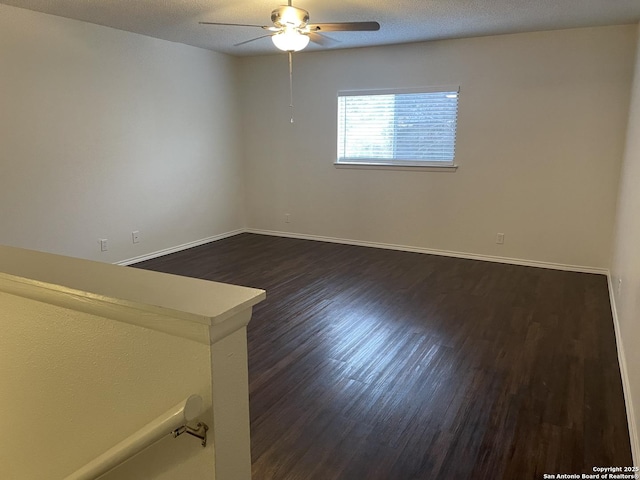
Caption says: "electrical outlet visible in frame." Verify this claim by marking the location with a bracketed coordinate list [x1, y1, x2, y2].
[496, 233, 505, 244]
[99, 238, 108, 252]
[285, 213, 291, 224]
[132, 231, 140, 244]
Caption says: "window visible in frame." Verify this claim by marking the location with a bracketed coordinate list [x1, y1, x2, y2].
[337, 86, 459, 168]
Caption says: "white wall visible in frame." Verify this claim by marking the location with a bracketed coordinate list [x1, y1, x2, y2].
[239, 26, 636, 269]
[611, 22, 640, 463]
[0, 291, 214, 480]
[0, 4, 243, 263]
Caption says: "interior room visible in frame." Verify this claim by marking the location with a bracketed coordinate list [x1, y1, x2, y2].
[1, 0, 640, 478]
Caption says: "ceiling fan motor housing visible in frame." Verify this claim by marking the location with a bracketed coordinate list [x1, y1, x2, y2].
[271, 6, 309, 28]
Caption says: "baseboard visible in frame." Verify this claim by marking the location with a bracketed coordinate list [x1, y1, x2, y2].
[115, 229, 246, 266]
[245, 229, 608, 275]
[607, 274, 639, 466]
[116, 227, 607, 274]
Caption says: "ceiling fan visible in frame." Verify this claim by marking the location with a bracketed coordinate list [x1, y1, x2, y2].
[201, 1, 380, 122]
[199, 1, 380, 52]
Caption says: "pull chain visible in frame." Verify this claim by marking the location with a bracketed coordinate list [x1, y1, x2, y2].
[288, 51, 294, 124]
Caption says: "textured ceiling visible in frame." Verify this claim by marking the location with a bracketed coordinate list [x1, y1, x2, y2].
[1, 0, 639, 56]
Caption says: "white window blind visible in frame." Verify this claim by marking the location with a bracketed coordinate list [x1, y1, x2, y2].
[337, 87, 459, 167]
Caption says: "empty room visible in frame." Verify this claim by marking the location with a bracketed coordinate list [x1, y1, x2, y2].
[1, 1, 640, 479]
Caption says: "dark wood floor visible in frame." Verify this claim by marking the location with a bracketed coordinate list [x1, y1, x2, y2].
[134, 233, 631, 480]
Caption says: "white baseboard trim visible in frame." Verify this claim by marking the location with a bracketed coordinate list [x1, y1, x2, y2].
[115, 227, 607, 274]
[607, 274, 639, 466]
[115, 229, 246, 266]
[245, 229, 608, 275]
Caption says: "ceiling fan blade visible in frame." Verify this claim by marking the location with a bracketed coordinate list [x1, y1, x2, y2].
[233, 34, 275, 47]
[308, 21, 380, 32]
[308, 32, 341, 47]
[199, 21, 271, 29]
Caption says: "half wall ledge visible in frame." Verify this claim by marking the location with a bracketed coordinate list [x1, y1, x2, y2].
[0, 245, 266, 345]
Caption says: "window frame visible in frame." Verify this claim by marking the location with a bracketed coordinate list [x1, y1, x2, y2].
[335, 86, 460, 171]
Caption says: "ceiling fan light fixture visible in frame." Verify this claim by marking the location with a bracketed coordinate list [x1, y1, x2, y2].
[271, 29, 310, 52]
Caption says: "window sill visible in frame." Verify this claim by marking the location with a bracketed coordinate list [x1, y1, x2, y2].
[334, 162, 458, 172]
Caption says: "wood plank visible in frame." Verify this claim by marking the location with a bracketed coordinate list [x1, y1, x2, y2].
[134, 233, 632, 479]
